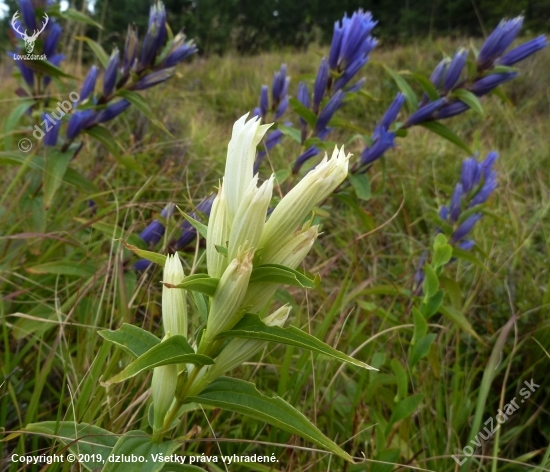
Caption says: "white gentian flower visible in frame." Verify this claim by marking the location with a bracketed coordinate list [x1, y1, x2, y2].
[260, 146, 349, 256]
[201, 248, 254, 347]
[162, 254, 187, 338]
[223, 114, 272, 224]
[228, 174, 274, 261]
[151, 362, 177, 432]
[206, 185, 230, 278]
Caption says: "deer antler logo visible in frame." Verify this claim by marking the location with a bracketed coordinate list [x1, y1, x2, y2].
[11, 11, 49, 54]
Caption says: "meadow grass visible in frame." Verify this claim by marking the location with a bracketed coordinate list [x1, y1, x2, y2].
[1, 38, 549, 471]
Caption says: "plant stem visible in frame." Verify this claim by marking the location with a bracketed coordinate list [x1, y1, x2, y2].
[152, 366, 203, 443]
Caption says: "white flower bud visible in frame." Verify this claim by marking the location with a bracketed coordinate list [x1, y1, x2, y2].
[242, 224, 319, 313]
[224, 114, 272, 224]
[261, 223, 319, 266]
[151, 363, 177, 432]
[260, 146, 349, 256]
[162, 254, 187, 338]
[202, 249, 254, 345]
[187, 306, 291, 396]
[206, 185, 230, 278]
[228, 175, 274, 261]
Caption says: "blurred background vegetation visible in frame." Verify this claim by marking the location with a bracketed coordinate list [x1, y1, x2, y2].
[1, 0, 550, 56]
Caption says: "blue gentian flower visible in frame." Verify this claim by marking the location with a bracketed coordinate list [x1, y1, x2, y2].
[292, 146, 320, 173]
[103, 49, 120, 97]
[43, 113, 61, 147]
[469, 72, 518, 96]
[314, 90, 345, 135]
[444, 49, 468, 93]
[80, 66, 99, 101]
[140, 1, 167, 68]
[449, 183, 463, 222]
[498, 36, 548, 66]
[96, 100, 131, 123]
[260, 85, 269, 118]
[477, 16, 523, 68]
[360, 126, 396, 166]
[313, 58, 329, 113]
[404, 98, 446, 126]
[66, 110, 96, 139]
[451, 213, 482, 243]
[43, 22, 61, 57]
[380, 93, 406, 130]
[134, 69, 174, 90]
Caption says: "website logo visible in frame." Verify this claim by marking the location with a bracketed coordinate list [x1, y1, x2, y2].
[11, 11, 49, 54]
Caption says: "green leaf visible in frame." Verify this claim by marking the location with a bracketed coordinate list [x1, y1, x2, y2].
[191, 292, 208, 323]
[118, 90, 173, 136]
[250, 264, 316, 288]
[452, 247, 489, 270]
[289, 97, 318, 128]
[43, 148, 74, 209]
[422, 290, 444, 318]
[420, 121, 473, 154]
[169, 274, 220, 297]
[411, 72, 440, 101]
[75, 36, 110, 68]
[382, 65, 418, 111]
[61, 8, 103, 29]
[423, 265, 438, 298]
[103, 335, 213, 385]
[216, 314, 376, 370]
[278, 125, 301, 144]
[176, 208, 208, 239]
[98, 323, 160, 357]
[119, 240, 167, 266]
[385, 394, 423, 435]
[83, 126, 144, 174]
[23, 59, 75, 79]
[24, 422, 117, 471]
[439, 305, 482, 342]
[26, 261, 97, 277]
[409, 333, 436, 369]
[411, 307, 427, 344]
[3, 99, 34, 150]
[348, 173, 371, 200]
[450, 89, 484, 116]
[187, 377, 354, 463]
[102, 431, 178, 472]
[433, 243, 452, 269]
[390, 359, 408, 402]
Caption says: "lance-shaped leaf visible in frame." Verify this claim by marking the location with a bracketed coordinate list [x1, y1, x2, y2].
[98, 323, 160, 357]
[176, 207, 208, 239]
[250, 264, 316, 288]
[216, 314, 376, 370]
[119, 239, 167, 266]
[187, 377, 354, 463]
[165, 274, 219, 297]
[102, 430, 178, 472]
[419, 121, 473, 154]
[102, 335, 213, 386]
[24, 422, 117, 471]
